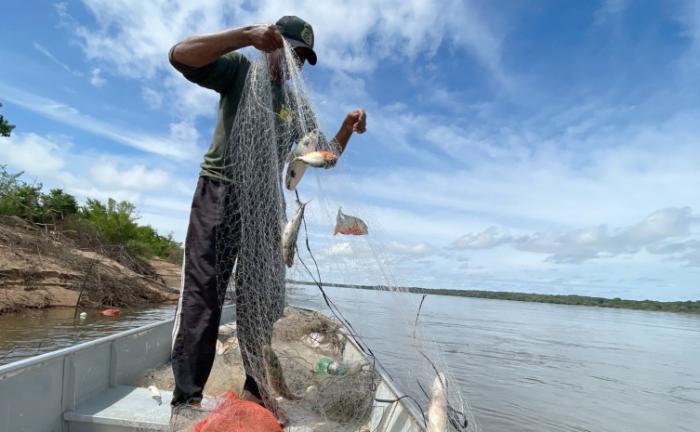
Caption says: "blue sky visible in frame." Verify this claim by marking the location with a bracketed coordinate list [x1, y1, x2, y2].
[2, 1, 700, 300]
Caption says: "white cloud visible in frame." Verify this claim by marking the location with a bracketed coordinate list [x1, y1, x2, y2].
[69, 0, 507, 77]
[452, 207, 700, 265]
[239, 0, 507, 79]
[56, 0, 511, 127]
[90, 162, 171, 191]
[0, 84, 199, 159]
[323, 241, 354, 257]
[89, 67, 106, 87]
[452, 227, 512, 250]
[0, 133, 67, 174]
[385, 241, 434, 258]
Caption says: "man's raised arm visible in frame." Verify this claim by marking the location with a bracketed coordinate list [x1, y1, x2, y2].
[332, 109, 367, 155]
[171, 25, 284, 68]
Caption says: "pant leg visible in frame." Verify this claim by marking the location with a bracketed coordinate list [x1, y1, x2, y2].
[171, 177, 240, 405]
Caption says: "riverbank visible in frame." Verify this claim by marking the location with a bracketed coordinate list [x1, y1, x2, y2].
[0, 256, 180, 314]
[287, 280, 700, 314]
[0, 219, 180, 314]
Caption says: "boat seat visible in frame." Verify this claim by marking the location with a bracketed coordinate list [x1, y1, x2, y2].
[64, 385, 174, 431]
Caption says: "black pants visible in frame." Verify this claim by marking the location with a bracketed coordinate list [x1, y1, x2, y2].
[171, 176, 261, 405]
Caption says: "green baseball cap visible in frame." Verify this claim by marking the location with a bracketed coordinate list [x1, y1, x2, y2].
[276, 15, 317, 65]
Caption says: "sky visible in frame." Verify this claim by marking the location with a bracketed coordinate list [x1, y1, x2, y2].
[1, 0, 700, 300]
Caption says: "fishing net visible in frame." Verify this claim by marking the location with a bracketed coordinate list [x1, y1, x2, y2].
[163, 40, 478, 431]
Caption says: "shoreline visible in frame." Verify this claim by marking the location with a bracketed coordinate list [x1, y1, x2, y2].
[0, 257, 182, 316]
[287, 280, 700, 315]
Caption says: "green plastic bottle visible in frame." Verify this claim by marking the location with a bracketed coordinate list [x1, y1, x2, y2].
[317, 358, 348, 376]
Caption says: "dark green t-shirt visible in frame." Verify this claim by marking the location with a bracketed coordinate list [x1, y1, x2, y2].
[169, 49, 296, 182]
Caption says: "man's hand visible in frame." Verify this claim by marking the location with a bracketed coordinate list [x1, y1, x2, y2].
[332, 109, 367, 155]
[171, 25, 284, 68]
[245, 24, 284, 53]
[343, 109, 367, 134]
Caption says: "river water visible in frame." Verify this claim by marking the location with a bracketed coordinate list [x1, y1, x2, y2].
[286, 284, 700, 432]
[0, 305, 176, 365]
[1, 286, 699, 431]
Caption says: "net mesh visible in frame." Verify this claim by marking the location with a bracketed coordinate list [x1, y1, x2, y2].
[161, 42, 477, 431]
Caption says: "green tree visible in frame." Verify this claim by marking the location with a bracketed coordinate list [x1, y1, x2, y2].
[0, 165, 23, 197]
[42, 188, 79, 221]
[0, 103, 15, 137]
[0, 183, 43, 221]
[80, 198, 139, 244]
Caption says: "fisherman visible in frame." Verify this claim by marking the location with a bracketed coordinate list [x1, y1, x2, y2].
[168, 16, 366, 413]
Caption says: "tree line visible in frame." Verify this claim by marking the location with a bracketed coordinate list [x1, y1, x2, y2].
[288, 280, 700, 314]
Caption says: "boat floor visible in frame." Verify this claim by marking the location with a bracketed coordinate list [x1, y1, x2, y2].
[64, 384, 358, 432]
[67, 307, 375, 431]
[65, 385, 175, 431]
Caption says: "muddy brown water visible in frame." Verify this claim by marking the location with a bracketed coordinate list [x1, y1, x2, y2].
[1, 286, 699, 431]
[0, 305, 176, 365]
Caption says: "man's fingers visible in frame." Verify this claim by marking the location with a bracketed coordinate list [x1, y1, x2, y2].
[272, 28, 284, 48]
[355, 109, 366, 132]
[267, 25, 284, 49]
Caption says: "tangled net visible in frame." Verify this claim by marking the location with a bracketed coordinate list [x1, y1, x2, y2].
[157, 41, 478, 431]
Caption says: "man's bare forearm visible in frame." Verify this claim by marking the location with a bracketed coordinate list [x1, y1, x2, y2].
[332, 126, 353, 155]
[332, 109, 366, 155]
[171, 24, 284, 68]
[171, 27, 253, 68]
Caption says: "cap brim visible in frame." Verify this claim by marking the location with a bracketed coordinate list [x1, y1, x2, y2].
[285, 38, 317, 65]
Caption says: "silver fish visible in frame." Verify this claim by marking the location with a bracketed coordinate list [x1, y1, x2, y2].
[427, 373, 448, 432]
[286, 129, 328, 191]
[282, 201, 307, 267]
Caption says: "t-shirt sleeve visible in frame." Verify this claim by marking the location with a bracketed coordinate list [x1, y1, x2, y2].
[169, 45, 248, 94]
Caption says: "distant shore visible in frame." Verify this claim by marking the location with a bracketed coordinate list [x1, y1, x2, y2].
[287, 280, 700, 314]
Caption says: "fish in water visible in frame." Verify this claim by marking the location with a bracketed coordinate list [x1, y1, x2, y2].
[427, 373, 448, 432]
[262, 345, 301, 400]
[295, 150, 338, 168]
[282, 201, 307, 267]
[333, 207, 368, 236]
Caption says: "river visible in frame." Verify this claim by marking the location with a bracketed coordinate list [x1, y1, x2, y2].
[0, 305, 176, 365]
[286, 284, 700, 432]
[1, 286, 699, 431]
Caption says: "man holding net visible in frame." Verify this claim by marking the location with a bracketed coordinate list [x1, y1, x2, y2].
[168, 15, 366, 417]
